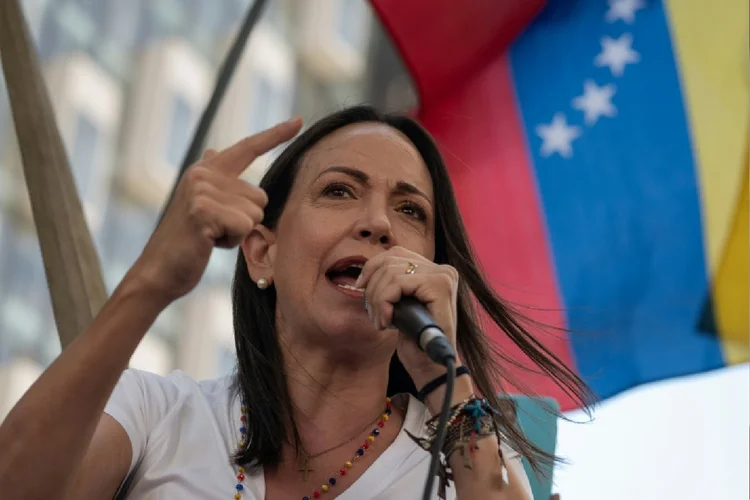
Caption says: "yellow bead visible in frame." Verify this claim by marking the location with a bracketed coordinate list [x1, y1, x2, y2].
[234, 494, 241, 500]
[241, 406, 247, 413]
[385, 397, 391, 403]
[238, 466, 245, 473]
[322, 485, 329, 492]
[368, 435, 375, 443]
[345, 461, 353, 468]
[381, 414, 389, 421]
[238, 440, 245, 447]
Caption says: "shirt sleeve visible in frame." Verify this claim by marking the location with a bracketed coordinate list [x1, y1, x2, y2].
[104, 368, 180, 474]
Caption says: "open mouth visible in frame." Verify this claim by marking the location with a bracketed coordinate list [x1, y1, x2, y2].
[325, 257, 366, 293]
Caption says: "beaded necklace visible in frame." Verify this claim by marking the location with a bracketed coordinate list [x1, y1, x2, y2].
[232, 398, 393, 500]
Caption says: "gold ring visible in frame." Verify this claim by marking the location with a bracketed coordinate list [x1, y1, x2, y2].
[405, 262, 418, 275]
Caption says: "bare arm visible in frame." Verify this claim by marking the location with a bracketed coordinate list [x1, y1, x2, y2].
[0, 119, 302, 499]
[0, 275, 168, 498]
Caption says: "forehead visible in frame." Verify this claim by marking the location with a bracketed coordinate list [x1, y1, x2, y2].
[299, 122, 433, 194]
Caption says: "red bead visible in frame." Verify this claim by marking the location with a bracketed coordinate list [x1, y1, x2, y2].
[385, 402, 392, 410]
[237, 473, 245, 481]
[240, 416, 247, 422]
[313, 491, 321, 498]
[377, 421, 385, 428]
[340, 468, 347, 476]
[363, 442, 369, 449]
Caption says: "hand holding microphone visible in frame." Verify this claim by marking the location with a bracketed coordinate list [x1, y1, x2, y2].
[355, 247, 460, 384]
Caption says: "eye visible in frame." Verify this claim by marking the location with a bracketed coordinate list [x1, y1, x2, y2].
[398, 202, 428, 222]
[321, 182, 355, 199]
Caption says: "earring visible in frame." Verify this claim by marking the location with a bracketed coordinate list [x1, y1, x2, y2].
[257, 278, 270, 289]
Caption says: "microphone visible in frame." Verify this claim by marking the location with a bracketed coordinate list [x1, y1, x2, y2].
[390, 296, 456, 366]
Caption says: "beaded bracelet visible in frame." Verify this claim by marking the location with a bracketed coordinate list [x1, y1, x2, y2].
[407, 396, 505, 499]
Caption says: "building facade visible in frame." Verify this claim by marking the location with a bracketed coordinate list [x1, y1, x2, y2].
[0, 0, 415, 419]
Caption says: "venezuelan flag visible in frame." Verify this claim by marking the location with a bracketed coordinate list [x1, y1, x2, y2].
[371, 0, 748, 409]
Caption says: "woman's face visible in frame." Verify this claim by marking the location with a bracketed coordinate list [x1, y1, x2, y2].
[271, 122, 436, 351]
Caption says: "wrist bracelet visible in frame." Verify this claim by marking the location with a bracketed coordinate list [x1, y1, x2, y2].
[417, 366, 471, 401]
[405, 396, 505, 500]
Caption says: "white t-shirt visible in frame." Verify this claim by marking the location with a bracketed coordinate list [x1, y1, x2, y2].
[104, 368, 531, 499]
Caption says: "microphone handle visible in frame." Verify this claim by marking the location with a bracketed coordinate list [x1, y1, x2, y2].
[391, 297, 456, 365]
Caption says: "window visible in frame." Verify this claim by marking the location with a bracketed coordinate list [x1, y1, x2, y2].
[250, 76, 273, 133]
[100, 200, 157, 290]
[205, 249, 238, 286]
[56, 1, 97, 48]
[98, 0, 142, 48]
[164, 93, 195, 170]
[38, 9, 67, 59]
[0, 228, 54, 366]
[70, 113, 100, 200]
[249, 76, 290, 134]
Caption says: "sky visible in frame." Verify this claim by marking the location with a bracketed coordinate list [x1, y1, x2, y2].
[553, 363, 749, 500]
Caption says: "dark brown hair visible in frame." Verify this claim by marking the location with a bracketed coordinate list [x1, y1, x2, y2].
[230, 105, 592, 472]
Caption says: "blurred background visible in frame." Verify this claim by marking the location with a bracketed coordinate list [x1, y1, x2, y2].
[0, 1, 746, 499]
[0, 0, 415, 384]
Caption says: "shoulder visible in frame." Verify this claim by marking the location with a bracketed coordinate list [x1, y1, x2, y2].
[105, 369, 237, 476]
[105, 368, 235, 439]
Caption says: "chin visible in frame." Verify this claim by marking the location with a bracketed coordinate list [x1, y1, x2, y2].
[319, 315, 395, 352]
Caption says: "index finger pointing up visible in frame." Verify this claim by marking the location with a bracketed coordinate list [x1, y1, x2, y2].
[212, 117, 303, 177]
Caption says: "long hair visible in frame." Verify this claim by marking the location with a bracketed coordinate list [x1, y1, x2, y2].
[230, 105, 592, 471]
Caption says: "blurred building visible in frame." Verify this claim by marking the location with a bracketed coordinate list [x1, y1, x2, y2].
[0, 0, 415, 420]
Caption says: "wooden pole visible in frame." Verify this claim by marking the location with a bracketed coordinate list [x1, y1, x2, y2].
[0, 0, 107, 349]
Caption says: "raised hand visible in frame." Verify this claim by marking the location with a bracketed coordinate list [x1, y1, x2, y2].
[128, 117, 303, 303]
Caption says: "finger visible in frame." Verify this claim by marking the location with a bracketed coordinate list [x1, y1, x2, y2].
[188, 165, 269, 208]
[193, 181, 265, 224]
[374, 270, 452, 330]
[211, 117, 303, 178]
[231, 179, 269, 209]
[188, 196, 256, 248]
[356, 249, 426, 288]
[365, 262, 402, 329]
[368, 260, 434, 329]
[202, 149, 218, 160]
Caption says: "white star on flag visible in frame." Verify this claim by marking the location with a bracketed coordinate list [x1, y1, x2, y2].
[536, 113, 582, 159]
[605, 0, 646, 24]
[595, 33, 640, 77]
[572, 80, 617, 125]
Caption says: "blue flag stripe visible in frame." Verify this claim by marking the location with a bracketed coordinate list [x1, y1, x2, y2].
[509, 0, 725, 399]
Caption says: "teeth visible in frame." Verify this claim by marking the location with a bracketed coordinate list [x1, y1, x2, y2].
[337, 283, 364, 292]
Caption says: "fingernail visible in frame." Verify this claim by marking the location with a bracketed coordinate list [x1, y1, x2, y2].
[354, 275, 363, 288]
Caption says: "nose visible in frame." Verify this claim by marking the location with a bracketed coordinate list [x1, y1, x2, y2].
[355, 205, 393, 247]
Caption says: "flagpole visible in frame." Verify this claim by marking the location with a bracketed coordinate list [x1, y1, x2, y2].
[0, 0, 107, 349]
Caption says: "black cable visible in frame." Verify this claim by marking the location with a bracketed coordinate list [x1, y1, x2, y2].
[422, 356, 456, 500]
[158, 0, 269, 223]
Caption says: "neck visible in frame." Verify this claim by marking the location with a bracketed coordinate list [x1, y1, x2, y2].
[280, 335, 392, 456]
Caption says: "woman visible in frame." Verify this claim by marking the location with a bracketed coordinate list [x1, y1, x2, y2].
[0, 106, 589, 499]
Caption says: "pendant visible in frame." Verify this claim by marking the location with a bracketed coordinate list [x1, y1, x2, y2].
[298, 453, 314, 482]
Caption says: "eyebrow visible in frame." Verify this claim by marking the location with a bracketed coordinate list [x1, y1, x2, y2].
[315, 166, 432, 205]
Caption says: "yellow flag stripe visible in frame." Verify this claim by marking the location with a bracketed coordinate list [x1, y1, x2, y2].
[664, 0, 749, 358]
[714, 165, 749, 362]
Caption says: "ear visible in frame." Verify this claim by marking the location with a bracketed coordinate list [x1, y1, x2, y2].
[241, 225, 277, 284]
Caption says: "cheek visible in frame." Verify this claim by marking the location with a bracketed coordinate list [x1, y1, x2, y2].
[394, 228, 436, 261]
[274, 211, 340, 282]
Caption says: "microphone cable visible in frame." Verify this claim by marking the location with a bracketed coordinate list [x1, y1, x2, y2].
[421, 356, 456, 500]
